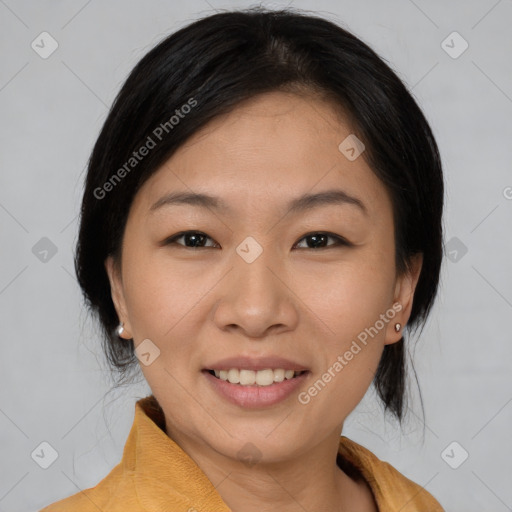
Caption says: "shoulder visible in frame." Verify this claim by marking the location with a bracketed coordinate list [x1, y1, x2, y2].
[38, 463, 139, 512]
[339, 436, 445, 512]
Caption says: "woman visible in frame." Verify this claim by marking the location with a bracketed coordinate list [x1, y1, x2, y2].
[41, 7, 445, 511]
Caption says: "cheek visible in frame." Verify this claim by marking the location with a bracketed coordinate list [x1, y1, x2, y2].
[121, 249, 219, 369]
[293, 252, 395, 415]
[295, 251, 395, 344]
[121, 250, 190, 338]
[298, 261, 393, 415]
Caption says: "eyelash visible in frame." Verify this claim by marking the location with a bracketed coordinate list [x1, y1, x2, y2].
[162, 230, 353, 250]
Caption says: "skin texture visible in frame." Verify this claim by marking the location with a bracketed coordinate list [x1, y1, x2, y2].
[105, 91, 422, 511]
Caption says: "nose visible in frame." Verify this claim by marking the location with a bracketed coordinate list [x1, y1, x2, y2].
[212, 243, 299, 339]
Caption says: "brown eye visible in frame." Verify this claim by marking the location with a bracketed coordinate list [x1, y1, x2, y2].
[164, 231, 219, 248]
[163, 230, 351, 250]
[294, 232, 352, 249]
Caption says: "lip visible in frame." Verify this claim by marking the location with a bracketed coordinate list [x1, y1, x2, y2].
[203, 356, 310, 372]
[203, 369, 310, 408]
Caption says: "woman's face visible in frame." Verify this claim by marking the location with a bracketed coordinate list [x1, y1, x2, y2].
[106, 91, 421, 465]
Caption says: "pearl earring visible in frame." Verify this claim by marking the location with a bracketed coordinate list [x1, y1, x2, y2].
[116, 322, 124, 337]
[394, 323, 401, 332]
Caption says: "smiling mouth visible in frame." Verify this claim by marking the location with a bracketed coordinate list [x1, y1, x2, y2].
[206, 368, 308, 387]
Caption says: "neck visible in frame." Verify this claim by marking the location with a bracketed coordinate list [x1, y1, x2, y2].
[166, 425, 366, 512]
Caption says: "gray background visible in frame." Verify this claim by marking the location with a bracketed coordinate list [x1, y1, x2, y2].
[1, 0, 511, 511]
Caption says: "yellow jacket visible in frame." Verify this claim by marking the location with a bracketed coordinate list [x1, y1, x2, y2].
[40, 395, 444, 511]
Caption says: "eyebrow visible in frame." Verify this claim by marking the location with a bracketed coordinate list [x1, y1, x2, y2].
[149, 189, 368, 216]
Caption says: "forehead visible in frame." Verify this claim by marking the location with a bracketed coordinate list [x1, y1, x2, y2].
[132, 91, 391, 221]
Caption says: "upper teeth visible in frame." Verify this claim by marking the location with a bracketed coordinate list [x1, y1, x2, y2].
[213, 368, 300, 386]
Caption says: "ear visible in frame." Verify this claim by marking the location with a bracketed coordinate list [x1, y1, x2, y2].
[104, 255, 133, 339]
[384, 253, 423, 345]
